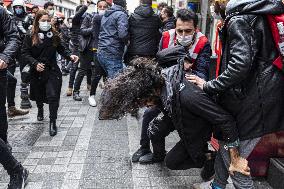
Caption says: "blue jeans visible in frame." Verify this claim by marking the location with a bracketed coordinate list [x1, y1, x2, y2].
[97, 53, 123, 79]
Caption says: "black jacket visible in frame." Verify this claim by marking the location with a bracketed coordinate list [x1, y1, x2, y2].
[161, 16, 175, 32]
[22, 33, 71, 102]
[0, 7, 19, 69]
[127, 5, 162, 57]
[204, 0, 284, 140]
[70, 5, 88, 55]
[60, 23, 70, 50]
[157, 61, 238, 167]
[79, 13, 93, 52]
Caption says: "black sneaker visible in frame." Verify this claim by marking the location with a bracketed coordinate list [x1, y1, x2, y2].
[200, 152, 216, 181]
[73, 92, 82, 101]
[6, 142, 12, 153]
[132, 148, 152, 163]
[139, 152, 165, 164]
[8, 168, 29, 189]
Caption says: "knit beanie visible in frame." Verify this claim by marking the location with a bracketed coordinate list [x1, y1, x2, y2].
[113, 0, 126, 7]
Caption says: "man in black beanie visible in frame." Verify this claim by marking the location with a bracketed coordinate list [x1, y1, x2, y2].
[97, 0, 128, 79]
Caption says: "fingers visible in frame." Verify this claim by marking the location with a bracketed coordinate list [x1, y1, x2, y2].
[0, 60, 8, 69]
[37, 63, 45, 72]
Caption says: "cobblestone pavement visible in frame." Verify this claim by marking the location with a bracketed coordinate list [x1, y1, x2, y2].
[0, 70, 273, 189]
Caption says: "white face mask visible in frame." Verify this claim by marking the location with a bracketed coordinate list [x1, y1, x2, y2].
[39, 21, 51, 32]
[210, 5, 222, 20]
[98, 10, 106, 16]
[48, 10, 54, 17]
[177, 33, 194, 47]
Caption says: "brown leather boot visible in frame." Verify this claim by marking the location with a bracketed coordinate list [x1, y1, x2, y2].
[8, 106, 29, 117]
[66, 88, 73, 96]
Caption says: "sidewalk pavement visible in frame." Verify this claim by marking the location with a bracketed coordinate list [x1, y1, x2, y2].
[0, 70, 272, 189]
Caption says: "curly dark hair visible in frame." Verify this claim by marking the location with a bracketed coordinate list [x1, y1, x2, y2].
[99, 57, 165, 120]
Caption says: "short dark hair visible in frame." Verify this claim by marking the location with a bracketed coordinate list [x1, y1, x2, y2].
[158, 2, 167, 10]
[140, 0, 152, 5]
[44, 2, 54, 9]
[32, 5, 39, 10]
[176, 9, 198, 28]
[163, 6, 174, 18]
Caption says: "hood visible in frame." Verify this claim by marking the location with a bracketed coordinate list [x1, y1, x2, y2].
[226, 0, 284, 15]
[165, 16, 175, 24]
[134, 5, 154, 18]
[105, 4, 126, 17]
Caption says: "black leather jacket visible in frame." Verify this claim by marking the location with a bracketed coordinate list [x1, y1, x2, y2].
[0, 7, 19, 68]
[204, 1, 284, 140]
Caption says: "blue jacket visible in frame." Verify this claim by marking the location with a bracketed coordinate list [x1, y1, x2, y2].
[98, 5, 129, 59]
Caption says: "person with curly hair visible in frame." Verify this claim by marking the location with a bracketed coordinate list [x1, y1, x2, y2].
[99, 57, 249, 177]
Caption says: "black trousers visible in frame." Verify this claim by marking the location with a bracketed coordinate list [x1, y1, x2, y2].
[68, 62, 78, 89]
[150, 80, 237, 170]
[90, 53, 106, 96]
[32, 71, 62, 120]
[7, 66, 17, 107]
[73, 50, 93, 92]
[0, 70, 8, 142]
[0, 138, 20, 175]
[140, 107, 161, 150]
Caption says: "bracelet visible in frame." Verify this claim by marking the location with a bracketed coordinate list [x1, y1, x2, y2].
[225, 139, 240, 149]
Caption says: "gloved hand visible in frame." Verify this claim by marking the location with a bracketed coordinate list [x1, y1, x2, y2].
[147, 117, 163, 140]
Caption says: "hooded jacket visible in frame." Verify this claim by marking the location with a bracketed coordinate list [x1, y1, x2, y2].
[127, 5, 162, 57]
[98, 4, 128, 59]
[161, 16, 175, 32]
[204, 0, 284, 140]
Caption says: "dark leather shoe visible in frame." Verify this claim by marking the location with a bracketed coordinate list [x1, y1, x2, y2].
[49, 120, 57, 136]
[73, 92, 82, 101]
[37, 108, 44, 121]
[139, 153, 165, 164]
[132, 148, 152, 163]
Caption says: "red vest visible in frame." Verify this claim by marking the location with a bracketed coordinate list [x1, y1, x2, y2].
[161, 29, 208, 63]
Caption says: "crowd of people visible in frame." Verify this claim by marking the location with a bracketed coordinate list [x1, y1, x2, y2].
[0, 0, 284, 188]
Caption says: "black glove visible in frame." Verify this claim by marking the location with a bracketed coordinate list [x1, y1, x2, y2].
[147, 117, 163, 140]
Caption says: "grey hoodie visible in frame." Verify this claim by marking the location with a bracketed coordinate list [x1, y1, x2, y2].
[226, 0, 284, 15]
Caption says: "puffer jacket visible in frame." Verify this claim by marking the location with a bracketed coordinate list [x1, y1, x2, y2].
[127, 5, 162, 57]
[98, 4, 128, 59]
[0, 7, 19, 69]
[204, 0, 284, 141]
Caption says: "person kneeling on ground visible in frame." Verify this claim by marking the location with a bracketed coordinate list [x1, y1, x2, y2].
[99, 57, 250, 178]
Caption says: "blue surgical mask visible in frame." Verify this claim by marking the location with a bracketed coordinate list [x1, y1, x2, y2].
[15, 7, 23, 15]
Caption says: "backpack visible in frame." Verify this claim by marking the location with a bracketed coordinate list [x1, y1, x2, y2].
[267, 14, 284, 72]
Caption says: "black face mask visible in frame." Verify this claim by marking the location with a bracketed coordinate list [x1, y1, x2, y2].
[215, 2, 226, 19]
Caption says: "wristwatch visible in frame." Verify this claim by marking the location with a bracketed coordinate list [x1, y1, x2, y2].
[224, 139, 240, 150]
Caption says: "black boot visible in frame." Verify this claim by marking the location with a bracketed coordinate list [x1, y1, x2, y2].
[200, 151, 216, 181]
[37, 108, 44, 121]
[49, 119, 57, 136]
[73, 91, 82, 101]
[7, 165, 29, 189]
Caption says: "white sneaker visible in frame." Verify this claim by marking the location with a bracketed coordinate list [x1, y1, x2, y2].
[88, 95, 97, 107]
[192, 180, 213, 189]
